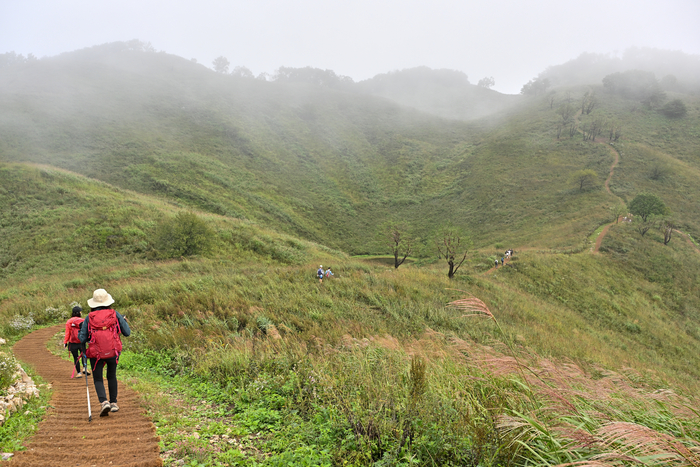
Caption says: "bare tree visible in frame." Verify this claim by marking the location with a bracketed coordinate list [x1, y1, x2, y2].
[388, 225, 413, 269]
[582, 117, 606, 142]
[569, 123, 578, 138]
[557, 103, 576, 125]
[608, 122, 622, 142]
[581, 91, 597, 115]
[662, 221, 674, 245]
[435, 227, 471, 279]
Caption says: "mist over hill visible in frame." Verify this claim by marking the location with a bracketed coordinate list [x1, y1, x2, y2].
[1, 41, 699, 255]
[534, 47, 700, 93]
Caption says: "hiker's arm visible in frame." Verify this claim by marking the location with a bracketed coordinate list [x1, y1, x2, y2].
[78, 317, 89, 343]
[64, 321, 71, 345]
[117, 312, 131, 337]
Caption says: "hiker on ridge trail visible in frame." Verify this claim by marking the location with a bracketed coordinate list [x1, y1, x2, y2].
[495, 259, 498, 268]
[64, 305, 89, 378]
[79, 288, 130, 417]
[325, 267, 334, 279]
[317, 265, 325, 283]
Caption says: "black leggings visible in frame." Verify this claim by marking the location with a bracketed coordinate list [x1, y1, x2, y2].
[67, 343, 86, 374]
[89, 357, 118, 403]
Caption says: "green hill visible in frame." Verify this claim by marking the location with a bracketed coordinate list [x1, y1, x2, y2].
[1, 42, 700, 466]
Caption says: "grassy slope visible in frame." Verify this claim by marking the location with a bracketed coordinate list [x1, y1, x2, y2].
[7, 46, 698, 256]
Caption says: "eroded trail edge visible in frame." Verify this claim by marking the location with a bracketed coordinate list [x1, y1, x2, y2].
[11, 325, 162, 467]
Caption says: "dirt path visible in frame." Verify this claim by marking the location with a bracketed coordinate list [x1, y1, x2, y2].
[10, 325, 162, 467]
[676, 229, 700, 255]
[593, 223, 614, 253]
[603, 144, 620, 195]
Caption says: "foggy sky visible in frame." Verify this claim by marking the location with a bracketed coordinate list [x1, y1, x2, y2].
[2, 0, 699, 94]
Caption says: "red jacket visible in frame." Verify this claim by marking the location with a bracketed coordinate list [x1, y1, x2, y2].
[64, 317, 85, 344]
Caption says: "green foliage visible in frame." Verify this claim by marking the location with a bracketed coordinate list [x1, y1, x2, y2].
[153, 211, 213, 258]
[602, 70, 666, 107]
[520, 77, 551, 95]
[628, 193, 668, 222]
[568, 169, 599, 191]
[659, 98, 688, 118]
[0, 353, 18, 391]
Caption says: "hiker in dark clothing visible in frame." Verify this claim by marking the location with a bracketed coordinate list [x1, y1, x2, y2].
[79, 289, 130, 417]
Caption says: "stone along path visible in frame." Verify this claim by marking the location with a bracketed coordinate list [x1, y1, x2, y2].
[11, 325, 162, 467]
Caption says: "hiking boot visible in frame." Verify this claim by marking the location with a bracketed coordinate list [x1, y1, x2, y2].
[82, 370, 91, 376]
[110, 402, 119, 412]
[100, 401, 111, 417]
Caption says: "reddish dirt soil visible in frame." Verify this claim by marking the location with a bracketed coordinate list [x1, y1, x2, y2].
[10, 325, 162, 467]
[593, 223, 613, 253]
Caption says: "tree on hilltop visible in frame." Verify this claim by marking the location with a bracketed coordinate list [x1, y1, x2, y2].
[212, 56, 230, 74]
[477, 76, 495, 89]
[520, 77, 550, 96]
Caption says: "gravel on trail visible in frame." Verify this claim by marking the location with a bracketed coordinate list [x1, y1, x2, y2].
[10, 325, 162, 467]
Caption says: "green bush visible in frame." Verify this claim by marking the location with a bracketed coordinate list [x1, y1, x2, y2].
[659, 98, 688, 118]
[152, 211, 213, 258]
[0, 352, 18, 391]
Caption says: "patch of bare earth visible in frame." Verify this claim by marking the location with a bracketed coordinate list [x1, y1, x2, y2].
[10, 325, 162, 467]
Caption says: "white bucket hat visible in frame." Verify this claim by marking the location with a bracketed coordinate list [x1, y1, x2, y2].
[87, 288, 115, 308]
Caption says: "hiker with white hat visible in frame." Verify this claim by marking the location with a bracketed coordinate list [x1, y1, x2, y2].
[317, 265, 325, 283]
[78, 288, 130, 417]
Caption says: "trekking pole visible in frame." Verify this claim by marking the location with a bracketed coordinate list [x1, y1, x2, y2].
[82, 351, 92, 422]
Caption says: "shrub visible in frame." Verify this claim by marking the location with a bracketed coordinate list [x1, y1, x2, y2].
[9, 315, 34, 332]
[0, 352, 18, 391]
[659, 98, 688, 118]
[152, 211, 213, 258]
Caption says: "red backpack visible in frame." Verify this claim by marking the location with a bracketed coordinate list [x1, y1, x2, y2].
[67, 317, 84, 344]
[86, 309, 122, 361]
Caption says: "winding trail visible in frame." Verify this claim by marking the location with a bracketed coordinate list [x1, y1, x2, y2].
[591, 133, 623, 252]
[10, 325, 162, 467]
[603, 143, 620, 196]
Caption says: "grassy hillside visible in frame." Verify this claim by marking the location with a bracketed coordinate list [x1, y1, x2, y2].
[2, 43, 700, 465]
[4, 44, 698, 258]
[2, 162, 700, 465]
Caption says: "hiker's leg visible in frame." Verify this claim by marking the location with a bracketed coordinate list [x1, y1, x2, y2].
[90, 358, 108, 403]
[105, 357, 118, 403]
[69, 345, 80, 373]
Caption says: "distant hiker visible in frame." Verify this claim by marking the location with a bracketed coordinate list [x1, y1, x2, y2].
[501, 257, 504, 265]
[79, 288, 130, 417]
[325, 267, 334, 278]
[64, 305, 89, 378]
[317, 265, 324, 283]
[495, 259, 498, 268]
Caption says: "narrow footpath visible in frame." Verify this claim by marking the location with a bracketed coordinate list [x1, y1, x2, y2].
[10, 325, 162, 467]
